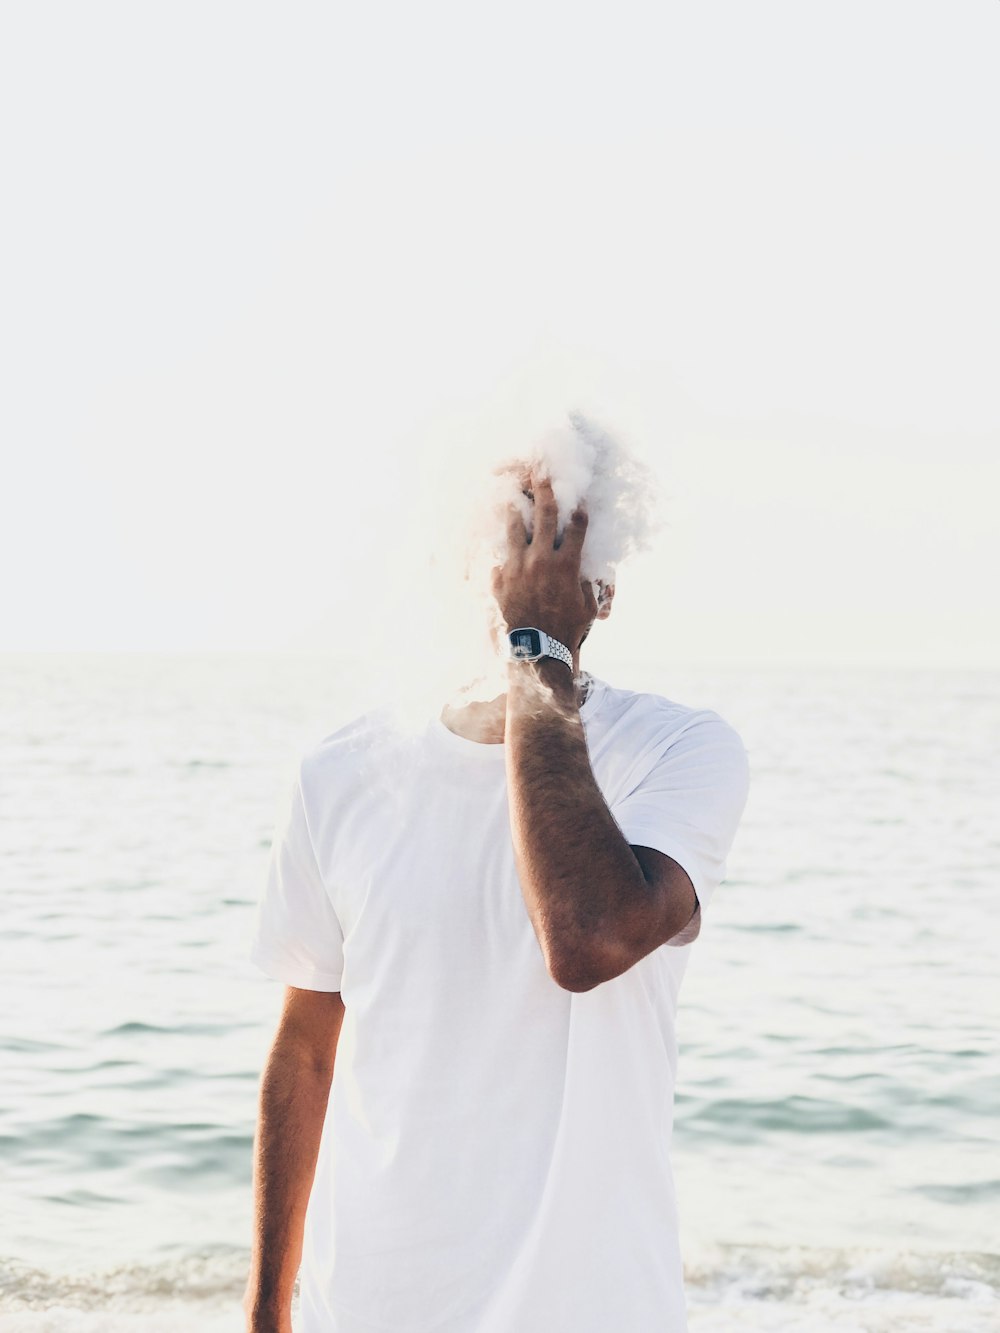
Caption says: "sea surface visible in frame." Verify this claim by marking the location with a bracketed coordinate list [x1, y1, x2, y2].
[1, 653, 998, 1331]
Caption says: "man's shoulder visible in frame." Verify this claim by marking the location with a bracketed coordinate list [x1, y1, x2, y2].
[594, 678, 750, 815]
[298, 704, 438, 798]
[594, 677, 744, 751]
[297, 707, 401, 787]
[314, 707, 396, 752]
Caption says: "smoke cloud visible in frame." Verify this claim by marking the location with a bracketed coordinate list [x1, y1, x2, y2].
[363, 409, 663, 728]
[468, 409, 660, 591]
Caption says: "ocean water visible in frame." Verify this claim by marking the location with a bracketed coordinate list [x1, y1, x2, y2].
[1, 653, 998, 1331]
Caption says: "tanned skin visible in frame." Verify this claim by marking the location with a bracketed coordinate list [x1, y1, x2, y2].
[243, 986, 345, 1333]
[244, 468, 698, 1328]
[495, 471, 700, 991]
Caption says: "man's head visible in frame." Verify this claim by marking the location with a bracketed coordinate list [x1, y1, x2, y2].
[426, 412, 656, 697]
[470, 412, 657, 654]
[381, 410, 660, 722]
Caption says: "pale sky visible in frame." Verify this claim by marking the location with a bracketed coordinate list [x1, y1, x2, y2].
[2, 0, 998, 667]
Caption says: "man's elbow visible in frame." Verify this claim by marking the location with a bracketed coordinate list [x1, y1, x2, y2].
[547, 953, 603, 992]
[545, 895, 686, 991]
[545, 936, 630, 993]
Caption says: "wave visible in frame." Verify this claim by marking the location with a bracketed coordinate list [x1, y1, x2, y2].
[0, 1248, 246, 1314]
[685, 1241, 1000, 1332]
[1, 1242, 997, 1328]
[679, 1093, 891, 1136]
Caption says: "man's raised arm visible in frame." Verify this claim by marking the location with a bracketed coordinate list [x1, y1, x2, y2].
[496, 473, 697, 992]
[505, 660, 696, 991]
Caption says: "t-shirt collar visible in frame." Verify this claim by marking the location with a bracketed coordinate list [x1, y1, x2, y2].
[430, 673, 607, 760]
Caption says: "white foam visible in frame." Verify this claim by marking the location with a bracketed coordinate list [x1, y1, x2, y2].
[684, 1241, 1000, 1331]
[2, 1243, 997, 1333]
[687, 1291, 1000, 1332]
[0, 1306, 241, 1333]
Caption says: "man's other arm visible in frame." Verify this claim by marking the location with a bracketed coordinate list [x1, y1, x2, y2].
[243, 986, 345, 1333]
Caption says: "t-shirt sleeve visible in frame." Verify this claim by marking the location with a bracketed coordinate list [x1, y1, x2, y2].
[248, 763, 345, 991]
[610, 711, 750, 922]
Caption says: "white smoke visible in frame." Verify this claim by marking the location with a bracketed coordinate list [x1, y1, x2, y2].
[468, 409, 660, 590]
[368, 410, 662, 728]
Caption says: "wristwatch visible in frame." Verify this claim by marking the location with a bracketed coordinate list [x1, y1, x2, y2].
[503, 627, 574, 673]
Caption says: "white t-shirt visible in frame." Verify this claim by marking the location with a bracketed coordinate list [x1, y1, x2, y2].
[249, 675, 750, 1333]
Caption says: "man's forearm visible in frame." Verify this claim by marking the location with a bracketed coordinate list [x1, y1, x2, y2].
[244, 1042, 334, 1329]
[504, 660, 653, 990]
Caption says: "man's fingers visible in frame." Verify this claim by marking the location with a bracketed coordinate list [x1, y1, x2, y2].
[531, 473, 559, 546]
[559, 505, 589, 558]
[504, 495, 529, 551]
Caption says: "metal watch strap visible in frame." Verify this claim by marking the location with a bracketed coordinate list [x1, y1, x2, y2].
[539, 633, 573, 672]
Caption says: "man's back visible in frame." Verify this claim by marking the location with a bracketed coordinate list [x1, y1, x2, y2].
[249, 676, 749, 1332]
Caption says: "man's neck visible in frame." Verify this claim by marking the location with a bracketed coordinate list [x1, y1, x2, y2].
[440, 671, 592, 745]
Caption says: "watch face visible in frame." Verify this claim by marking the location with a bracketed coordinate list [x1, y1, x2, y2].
[509, 628, 542, 659]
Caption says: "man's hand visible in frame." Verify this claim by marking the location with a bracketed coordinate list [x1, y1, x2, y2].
[490, 471, 597, 653]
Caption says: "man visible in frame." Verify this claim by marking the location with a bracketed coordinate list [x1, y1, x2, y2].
[244, 441, 750, 1332]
